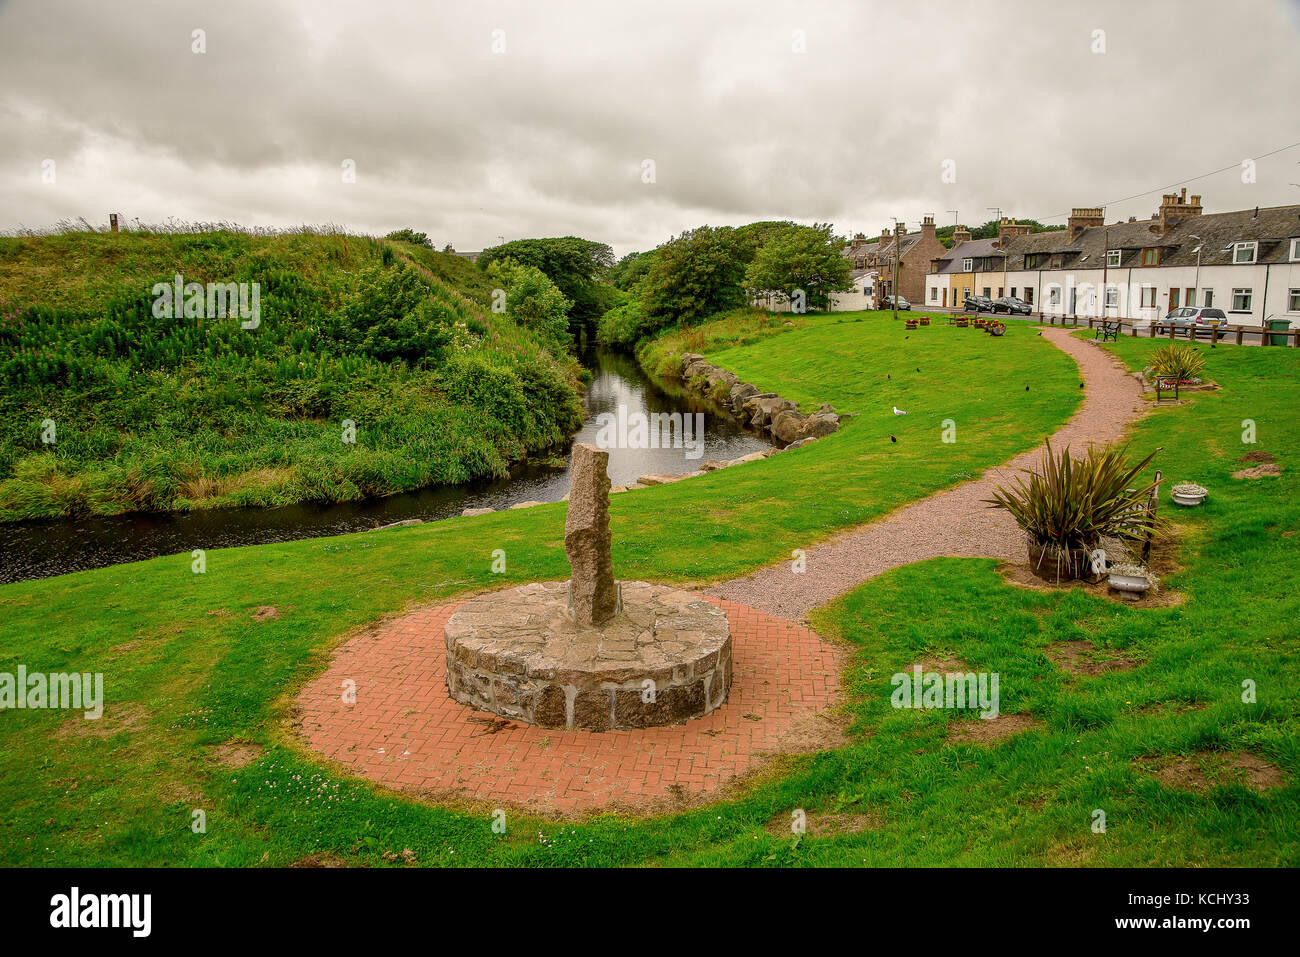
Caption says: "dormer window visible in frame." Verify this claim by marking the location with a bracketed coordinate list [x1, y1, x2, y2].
[961, 258, 973, 272]
[1106, 249, 1121, 268]
[1289, 238, 1300, 262]
[1233, 241, 1258, 264]
[1141, 248, 1160, 266]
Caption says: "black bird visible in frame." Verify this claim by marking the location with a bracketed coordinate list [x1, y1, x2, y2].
[915, 368, 920, 373]
[1079, 382, 1085, 388]
[1025, 386, 1030, 391]
[890, 435, 897, 443]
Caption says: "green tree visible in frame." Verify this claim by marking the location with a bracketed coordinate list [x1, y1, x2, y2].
[485, 258, 572, 350]
[477, 237, 614, 331]
[743, 223, 853, 311]
[384, 228, 433, 248]
[638, 226, 747, 328]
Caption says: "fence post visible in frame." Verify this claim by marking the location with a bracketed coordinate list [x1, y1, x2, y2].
[1234, 326, 1244, 346]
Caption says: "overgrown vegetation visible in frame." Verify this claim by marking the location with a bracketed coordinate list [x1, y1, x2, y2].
[596, 221, 851, 350]
[476, 236, 617, 335]
[0, 229, 583, 521]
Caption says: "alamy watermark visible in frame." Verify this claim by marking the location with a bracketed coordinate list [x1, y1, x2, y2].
[594, 405, 705, 460]
[890, 665, 999, 718]
[0, 666, 103, 719]
[151, 273, 260, 329]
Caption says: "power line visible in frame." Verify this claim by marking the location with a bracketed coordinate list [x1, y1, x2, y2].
[1031, 139, 1300, 222]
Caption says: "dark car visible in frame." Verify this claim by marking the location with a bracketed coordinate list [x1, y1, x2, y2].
[992, 296, 1032, 315]
[963, 295, 993, 312]
[882, 295, 911, 310]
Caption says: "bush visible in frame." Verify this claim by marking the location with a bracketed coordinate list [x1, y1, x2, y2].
[985, 440, 1163, 552]
[385, 229, 433, 248]
[1149, 343, 1207, 382]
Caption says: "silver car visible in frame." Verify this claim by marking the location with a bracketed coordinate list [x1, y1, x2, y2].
[1164, 306, 1228, 334]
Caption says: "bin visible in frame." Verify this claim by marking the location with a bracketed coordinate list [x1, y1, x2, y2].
[1267, 319, 1290, 346]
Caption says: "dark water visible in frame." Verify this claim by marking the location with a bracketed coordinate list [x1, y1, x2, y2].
[0, 348, 773, 583]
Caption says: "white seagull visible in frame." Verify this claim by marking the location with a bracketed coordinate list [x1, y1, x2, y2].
[892, 406, 908, 415]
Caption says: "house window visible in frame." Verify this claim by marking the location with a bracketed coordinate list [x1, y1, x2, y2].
[982, 287, 991, 298]
[1233, 241, 1258, 264]
[1105, 286, 1119, 308]
[1185, 288, 1196, 307]
[1141, 248, 1159, 266]
[1048, 287, 1061, 306]
[1231, 288, 1253, 312]
[930, 287, 938, 301]
[1025, 254, 1041, 269]
[1140, 287, 1157, 308]
[1203, 289, 1214, 308]
[961, 258, 973, 272]
[1106, 249, 1121, 267]
[1288, 288, 1300, 312]
[1291, 238, 1300, 262]
[1050, 255, 1063, 268]
[1024, 288, 1034, 304]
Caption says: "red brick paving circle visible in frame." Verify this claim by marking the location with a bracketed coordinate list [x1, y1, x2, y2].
[296, 597, 841, 813]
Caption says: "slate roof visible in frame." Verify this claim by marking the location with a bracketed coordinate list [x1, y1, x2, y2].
[930, 238, 1003, 274]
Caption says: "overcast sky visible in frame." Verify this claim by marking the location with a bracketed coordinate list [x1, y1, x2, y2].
[3, 0, 1299, 256]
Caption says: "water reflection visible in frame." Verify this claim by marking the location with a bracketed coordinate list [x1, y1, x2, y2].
[0, 348, 773, 583]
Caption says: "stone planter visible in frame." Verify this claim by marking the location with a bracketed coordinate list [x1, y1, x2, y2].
[1171, 489, 1207, 507]
[1107, 572, 1150, 601]
[1026, 536, 1098, 583]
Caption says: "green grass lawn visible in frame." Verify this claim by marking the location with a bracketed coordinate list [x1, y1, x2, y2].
[2, 315, 1293, 866]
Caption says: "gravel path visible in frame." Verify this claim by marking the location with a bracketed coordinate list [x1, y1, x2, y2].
[707, 328, 1147, 620]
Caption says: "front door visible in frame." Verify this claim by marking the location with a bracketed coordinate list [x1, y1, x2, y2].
[1169, 288, 1180, 310]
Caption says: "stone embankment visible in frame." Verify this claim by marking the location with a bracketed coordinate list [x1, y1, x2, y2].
[677, 352, 843, 444]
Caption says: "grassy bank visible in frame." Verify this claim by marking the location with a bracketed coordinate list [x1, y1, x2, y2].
[0, 230, 583, 521]
[0, 311, 1094, 866]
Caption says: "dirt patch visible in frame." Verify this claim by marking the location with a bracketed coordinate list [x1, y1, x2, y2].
[1232, 463, 1283, 480]
[210, 741, 265, 768]
[1136, 749, 1285, 794]
[57, 702, 147, 739]
[765, 809, 881, 838]
[946, 713, 1044, 744]
[1238, 450, 1276, 464]
[289, 852, 354, 868]
[252, 606, 281, 621]
[1046, 640, 1137, 675]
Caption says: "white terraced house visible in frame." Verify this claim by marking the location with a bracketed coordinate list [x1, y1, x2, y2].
[926, 192, 1300, 328]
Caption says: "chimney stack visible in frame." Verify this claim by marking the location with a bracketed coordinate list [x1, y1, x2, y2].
[1067, 207, 1105, 239]
[997, 216, 1031, 247]
[1155, 190, 1203, 233]
[920, 215, 936, 242]
[952, 227, 972, 245]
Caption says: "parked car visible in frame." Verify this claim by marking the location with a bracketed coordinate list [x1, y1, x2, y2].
[1164, 306, 1229, 336]
[882, 295, 910, 310]
[992, 296, 1032, 315]
[963, 295, 994, 312]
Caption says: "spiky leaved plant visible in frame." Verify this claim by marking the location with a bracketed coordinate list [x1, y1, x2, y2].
[1149, 343, 1207, 382]
[985, 440, 1163, 554]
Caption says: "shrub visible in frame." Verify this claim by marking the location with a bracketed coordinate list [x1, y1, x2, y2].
[985, 440, 1163, 552]
[1149, 343, 1206, 382]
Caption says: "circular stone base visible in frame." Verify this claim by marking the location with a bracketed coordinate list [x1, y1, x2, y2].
[444, 581, 732, 731]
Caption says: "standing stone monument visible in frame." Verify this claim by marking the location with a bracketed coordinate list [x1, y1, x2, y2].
[564, 443, 621, 625]
[443, 441, 732, 731]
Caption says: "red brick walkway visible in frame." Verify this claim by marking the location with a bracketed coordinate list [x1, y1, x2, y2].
[296, 598, 840, 814]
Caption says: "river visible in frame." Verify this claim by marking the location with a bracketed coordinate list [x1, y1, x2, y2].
[0, 348, 773, 583]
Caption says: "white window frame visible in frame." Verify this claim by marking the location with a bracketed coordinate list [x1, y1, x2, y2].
[1288, 288, 1300, 312]
[1140, 287, 1157, 309]
[1203, 288, 1214, 308]
[961, 258, 973, 272]
[1104, 285, 1119, 308]
[1105, 249, 1121, 267]
[1290, 238, 1300, 262]
[930, 286, 938, 301]
[1233, 241, 1258, 264]
[1048, 287, 1061, 306]
[1231, 287, 1253, 312]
